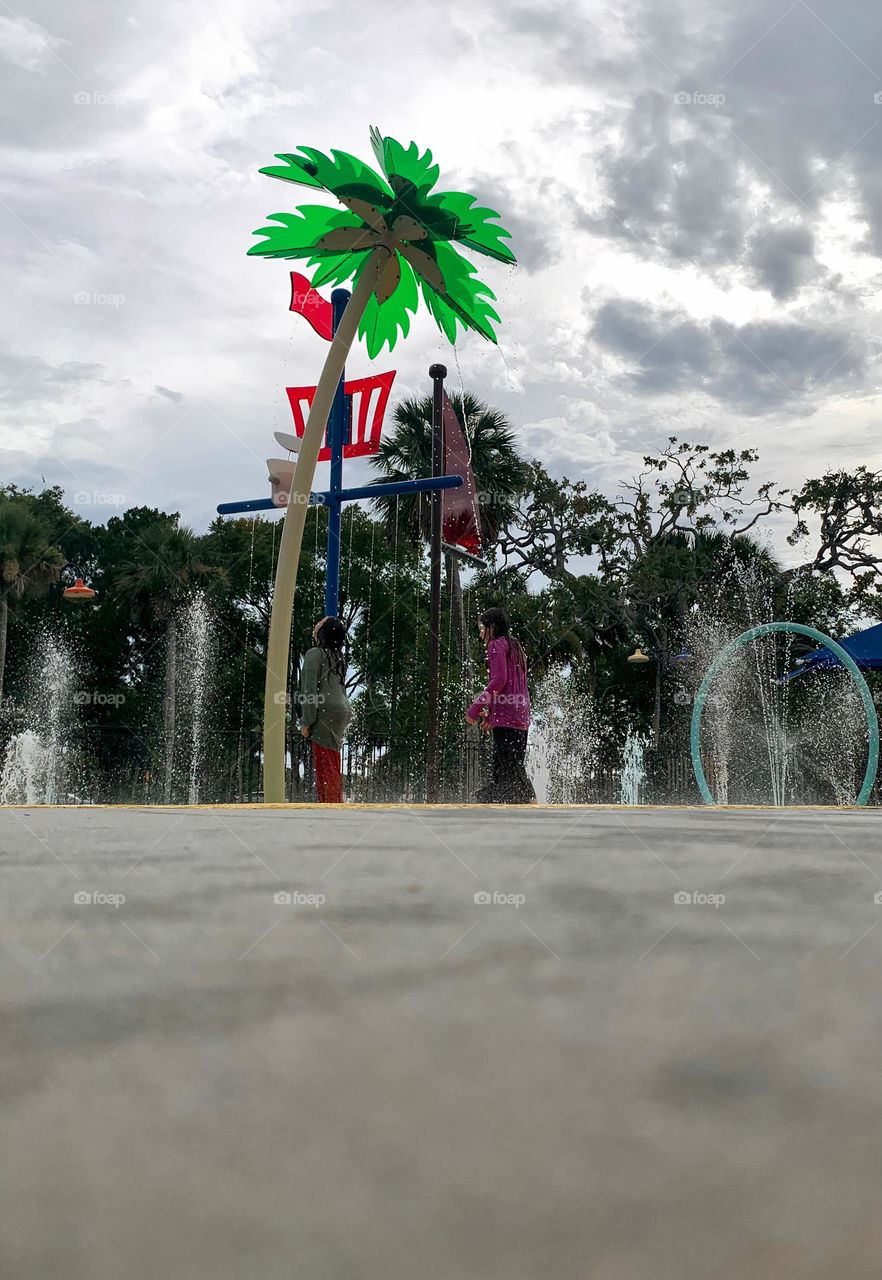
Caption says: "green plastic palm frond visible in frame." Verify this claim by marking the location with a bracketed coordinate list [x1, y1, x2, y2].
[426, 190, 516, 264]
[418, 241, 500, 343]
[248, 206, 360, 259]
[369, 127, 440, 195]
[354, 254, 420, 358]
[307, 251, 364, 290]
[419, 282, 459, 345]
[259, 146, 393, 205]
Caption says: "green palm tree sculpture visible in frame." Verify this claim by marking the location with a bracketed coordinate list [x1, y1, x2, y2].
[248, 127, 516, 802]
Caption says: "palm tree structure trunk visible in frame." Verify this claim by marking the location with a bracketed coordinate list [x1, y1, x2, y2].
[262, 253, 380, 802]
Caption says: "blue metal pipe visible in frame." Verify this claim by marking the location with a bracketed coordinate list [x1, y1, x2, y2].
[216, 497, 278, 514]
[216, 474, 462, 517]
[335, 475, 462, 503]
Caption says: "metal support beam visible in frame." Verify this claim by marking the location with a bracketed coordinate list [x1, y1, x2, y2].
[216, 475, 462, 518]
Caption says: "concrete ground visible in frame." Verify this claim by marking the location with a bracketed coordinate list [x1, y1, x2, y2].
[1, 803, 881, 1279]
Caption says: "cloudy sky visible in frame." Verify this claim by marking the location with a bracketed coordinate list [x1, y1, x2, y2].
[2, 0, 882, 558]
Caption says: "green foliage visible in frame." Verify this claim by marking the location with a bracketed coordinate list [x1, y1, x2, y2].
[2, 427, 876, 795]
[0, 491, 65, 603]
[111, 515, 223, 624]
[790, 465, 882, 603]
[495, 438, 864, 748]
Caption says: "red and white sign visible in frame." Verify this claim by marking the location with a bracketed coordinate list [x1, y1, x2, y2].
[285, 370, 396, 462]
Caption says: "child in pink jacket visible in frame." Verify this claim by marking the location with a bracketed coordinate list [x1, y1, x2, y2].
[466, 607, 536, 804]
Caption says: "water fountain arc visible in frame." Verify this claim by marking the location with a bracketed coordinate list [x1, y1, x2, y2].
[691, 622, 880, 806]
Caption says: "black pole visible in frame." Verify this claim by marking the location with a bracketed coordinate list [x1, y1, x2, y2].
[427, 363, 447, 803]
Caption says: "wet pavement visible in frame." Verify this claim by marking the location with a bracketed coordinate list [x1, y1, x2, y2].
[2, 803, 881, 1279]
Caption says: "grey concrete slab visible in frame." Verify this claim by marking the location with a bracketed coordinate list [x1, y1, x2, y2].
[1, 805, 881, 1279]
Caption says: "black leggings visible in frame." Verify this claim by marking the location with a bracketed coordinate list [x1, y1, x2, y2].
[476, 728, 536, 804]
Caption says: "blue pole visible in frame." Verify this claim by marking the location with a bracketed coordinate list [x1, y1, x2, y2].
[217, 497, 279, 515]
[335, 476, 462, 503]
[217, 475, 463, 518]
[324, 288, 350, 618]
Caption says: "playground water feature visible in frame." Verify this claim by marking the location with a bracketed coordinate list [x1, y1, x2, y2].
[527, 563, 875, 808]
[619, 731, 647, 805]
[684, 565, 872, 806]
[527, 666, 600, 804]
[155, 594, 216, 805]
[0, 597, 218, 806]
[527, 668, 649, 804]
[0, 632, 82, 805]
[175, 594, 214, 806]
[0, 572, 875, 806]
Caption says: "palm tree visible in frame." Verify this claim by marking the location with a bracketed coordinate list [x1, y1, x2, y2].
[112, 520, 220, 802]
[247, 127, 516, 801]
[368, 392, 528, 667]
[0, 494, 64, 703]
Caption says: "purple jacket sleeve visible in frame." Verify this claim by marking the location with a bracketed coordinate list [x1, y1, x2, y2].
[467, 639, 508, 720]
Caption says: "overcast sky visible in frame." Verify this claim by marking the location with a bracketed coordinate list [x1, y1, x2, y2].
[2, 0, 882, 560]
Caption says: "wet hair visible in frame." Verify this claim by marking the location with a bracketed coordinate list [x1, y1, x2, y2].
[479, 606, 527, 672]
[314, 616, 348, 681]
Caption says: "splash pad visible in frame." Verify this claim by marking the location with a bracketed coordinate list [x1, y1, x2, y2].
[691, 622, 880, 806]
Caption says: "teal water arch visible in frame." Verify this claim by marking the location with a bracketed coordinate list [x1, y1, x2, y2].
[690, 622, 880, 806]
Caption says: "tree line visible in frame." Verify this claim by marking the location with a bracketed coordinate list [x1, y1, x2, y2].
[2, 393, 880, 796]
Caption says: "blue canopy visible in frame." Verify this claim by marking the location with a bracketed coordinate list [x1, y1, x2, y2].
[782, 621, 882, 681]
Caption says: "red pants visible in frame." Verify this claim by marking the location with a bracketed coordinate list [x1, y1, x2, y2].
[312, 743, 343, 803]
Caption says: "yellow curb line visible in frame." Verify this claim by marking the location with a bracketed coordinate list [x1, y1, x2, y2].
[1, 803, 878, 813]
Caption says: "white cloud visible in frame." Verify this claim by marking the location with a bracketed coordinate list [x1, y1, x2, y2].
[0, 16, 65, 73]
[0, 0, 880, 572]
